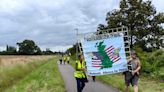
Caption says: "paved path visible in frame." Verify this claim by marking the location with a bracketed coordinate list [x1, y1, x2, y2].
[58, 62, 119, 92]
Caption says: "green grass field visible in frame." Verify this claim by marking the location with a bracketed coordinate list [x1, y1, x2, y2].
[1, 57, 65, 92]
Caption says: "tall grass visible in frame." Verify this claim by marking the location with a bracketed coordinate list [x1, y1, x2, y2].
[0, 59, 48, 91]
[5, 58, 65, 92]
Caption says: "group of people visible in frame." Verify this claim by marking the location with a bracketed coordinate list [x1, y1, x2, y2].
[59, 55, 70, 65]
[74, 51, 141, 92]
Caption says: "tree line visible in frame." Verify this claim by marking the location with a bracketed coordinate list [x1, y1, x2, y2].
[0, 39, 62, 55]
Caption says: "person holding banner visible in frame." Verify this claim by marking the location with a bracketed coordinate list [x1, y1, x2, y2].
[74, 54, 87, 92]
[125, 51, 141, 92]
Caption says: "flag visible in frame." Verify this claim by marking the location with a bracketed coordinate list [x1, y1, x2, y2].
[92, 59, 102, 68]
[105, 45, 121, 62]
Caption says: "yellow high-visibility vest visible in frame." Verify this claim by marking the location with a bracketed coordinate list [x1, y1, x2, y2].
[63, 56, 66, 61]
[67, 56, 70, 61]
[74, 60, 86, 78]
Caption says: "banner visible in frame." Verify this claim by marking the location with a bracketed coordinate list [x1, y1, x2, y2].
[81, 33, 128, 76]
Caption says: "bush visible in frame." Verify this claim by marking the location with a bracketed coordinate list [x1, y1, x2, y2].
[147, 50, 164, 81]
[136, 48, 164, 81]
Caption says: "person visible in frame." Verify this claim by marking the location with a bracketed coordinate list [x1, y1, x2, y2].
[59, 58, 62, 65]
[59, 55, 63, 65]
[74, 54, 87, 92]
[63, 55, 67, 65]
[92, 76, 96, 82]
[67, 55, 70, 64]
[124, 51, 141, 92]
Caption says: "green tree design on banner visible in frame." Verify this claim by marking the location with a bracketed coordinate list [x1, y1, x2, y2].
[96, 41, 113, 69]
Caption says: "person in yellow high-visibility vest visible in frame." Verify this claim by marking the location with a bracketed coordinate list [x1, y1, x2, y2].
[74, 54, 87, 92]
[63, 55, 67, 65]
[67, 56, 70, 64]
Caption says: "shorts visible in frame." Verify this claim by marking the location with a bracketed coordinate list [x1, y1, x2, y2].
[125, 72, 139, 86]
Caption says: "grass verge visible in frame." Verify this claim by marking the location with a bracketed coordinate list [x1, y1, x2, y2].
[97, 74, 134, 92]
[97, 74, 164, 92]
[0, 59, 47, 91]
[4, 58, 65, 92]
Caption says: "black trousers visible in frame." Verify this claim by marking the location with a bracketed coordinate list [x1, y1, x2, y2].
[76, 78, 85, 92]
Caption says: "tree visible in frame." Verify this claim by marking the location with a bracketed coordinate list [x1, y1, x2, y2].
[35, 46, 42, 55]
[17, 39, 41, 55]
[67, 45, 76, 55]
[98, 0, 164, 51]
[6, 45, 17, 55]
[97, 24, 106, 32]
[42, 48, 54, 55]
[66, 43, 81, 56]
[0, 45, 17, 55]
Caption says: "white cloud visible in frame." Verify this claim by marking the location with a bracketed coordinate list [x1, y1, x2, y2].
[0, 46, 5, 51]
[40, 45, 73, 52]
[0, 0, 163, 51]
[152, 0, 164, 12]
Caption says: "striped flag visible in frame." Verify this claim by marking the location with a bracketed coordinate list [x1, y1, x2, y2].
[105, 45, 121, 62]
[92, 59, 102, 68]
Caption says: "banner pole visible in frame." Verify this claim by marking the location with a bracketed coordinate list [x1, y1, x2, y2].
[75, 28, 78, 60]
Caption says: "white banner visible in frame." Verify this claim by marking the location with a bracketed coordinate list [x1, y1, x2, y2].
[81, 33, 128, 76]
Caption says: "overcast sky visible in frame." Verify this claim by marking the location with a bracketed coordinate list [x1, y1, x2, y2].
[0, 0, 163, 52]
